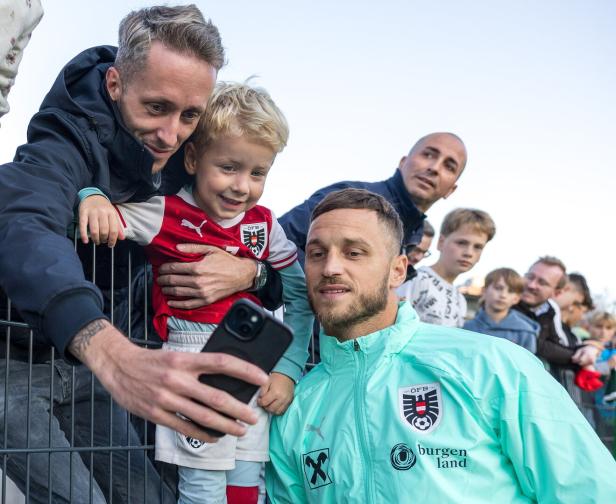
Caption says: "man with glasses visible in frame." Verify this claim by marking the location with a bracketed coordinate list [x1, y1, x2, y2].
[513, 258, 600, 387]
[404, 220, 434, 281]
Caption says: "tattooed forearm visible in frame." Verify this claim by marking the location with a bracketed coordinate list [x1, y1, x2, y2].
[69, 319, 107, 361]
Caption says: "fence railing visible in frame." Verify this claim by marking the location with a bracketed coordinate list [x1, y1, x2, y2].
[0, 241, 615, 503]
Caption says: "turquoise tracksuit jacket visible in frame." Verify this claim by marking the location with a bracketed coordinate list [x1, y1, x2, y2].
[267, 303, 616, 503]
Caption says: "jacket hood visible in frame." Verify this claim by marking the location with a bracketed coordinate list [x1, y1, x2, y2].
[40, 45, 118, 128]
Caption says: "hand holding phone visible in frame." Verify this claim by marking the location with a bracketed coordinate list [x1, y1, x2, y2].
[196, 299, 293, 437]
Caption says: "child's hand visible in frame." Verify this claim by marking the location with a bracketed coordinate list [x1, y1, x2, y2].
[257, 372, 295, 415]
[608, 355, 616, 370]
[79, 195, 124, 247]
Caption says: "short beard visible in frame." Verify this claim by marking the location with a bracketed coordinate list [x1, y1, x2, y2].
[308, 276, 390, 337]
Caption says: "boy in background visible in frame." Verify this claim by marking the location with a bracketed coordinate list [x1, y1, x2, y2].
[397, 208, 495, 327]
[464, 268, 539, 352]
[78, 82, 312, 504]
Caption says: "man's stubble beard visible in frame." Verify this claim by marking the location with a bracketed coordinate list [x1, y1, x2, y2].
[308, 275, 390, 337]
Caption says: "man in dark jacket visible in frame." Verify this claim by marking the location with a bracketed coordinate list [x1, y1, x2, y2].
[513, 257, 600, 385]
[0, 5, 277, 502]
[280, 132, 467, 265]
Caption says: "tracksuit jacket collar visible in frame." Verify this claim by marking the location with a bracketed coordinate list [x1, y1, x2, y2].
[320, 302, 420, 372]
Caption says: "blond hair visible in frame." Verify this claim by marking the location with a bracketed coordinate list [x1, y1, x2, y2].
[191, 81, 289, 154]
[116, 5, 224, 83]
[589, 311, 616, 328]
[440, 208, 496, 241]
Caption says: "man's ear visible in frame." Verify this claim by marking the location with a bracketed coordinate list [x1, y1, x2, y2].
[389, 254, 408, 289]
[105, 66, 123, 101]
[184, 142, 198, 175]
[442, 183, 458, 200]
[398, 156, 407, 168]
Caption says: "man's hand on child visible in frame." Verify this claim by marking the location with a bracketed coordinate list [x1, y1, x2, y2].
[79, 195, 124, 247]
[257, 372, 294, 415]
[158, 244, 257, 309]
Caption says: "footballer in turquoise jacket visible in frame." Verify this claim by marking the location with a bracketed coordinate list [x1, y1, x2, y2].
[267, 302, 616, 503]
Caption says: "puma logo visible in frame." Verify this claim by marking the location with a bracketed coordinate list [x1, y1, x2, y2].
[306, 416, 325, 440]
[181, 218, 207, 238]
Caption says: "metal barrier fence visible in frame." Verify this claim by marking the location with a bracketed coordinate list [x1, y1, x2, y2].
[0, 242, 179, 503]
[1, 242, 615, 503]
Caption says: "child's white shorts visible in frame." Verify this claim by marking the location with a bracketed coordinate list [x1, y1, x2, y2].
[154, 330, 270, 470]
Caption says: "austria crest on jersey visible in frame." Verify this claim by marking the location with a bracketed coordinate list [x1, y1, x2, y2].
[398, 382, 442, 434]
[240, 222, 268, 258]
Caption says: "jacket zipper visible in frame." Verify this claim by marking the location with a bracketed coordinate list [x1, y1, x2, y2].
[353, 339, 376, 501]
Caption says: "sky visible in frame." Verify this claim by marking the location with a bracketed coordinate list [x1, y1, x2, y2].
[1, 0, 614, 305]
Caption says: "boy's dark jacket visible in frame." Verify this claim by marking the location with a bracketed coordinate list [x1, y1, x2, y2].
[0, 46, 279, 360]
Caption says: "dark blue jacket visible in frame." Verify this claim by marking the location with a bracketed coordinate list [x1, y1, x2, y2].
[279, 170, 425, 265]
[464, 308, 539, 353]
[0, 46, 279, 359]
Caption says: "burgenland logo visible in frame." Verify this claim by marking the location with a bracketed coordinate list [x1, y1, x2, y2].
[240, 222, 267, 257]
[417, 444, 468, 469]
[398, 382, 442, 434]
[302, 448, 333, 490]
[390, 443, 417, 471]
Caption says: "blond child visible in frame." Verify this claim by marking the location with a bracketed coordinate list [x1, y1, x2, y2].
[78, 82, 312, 504]
[588, 312, 616, 376]
[397, 208, 495, 327]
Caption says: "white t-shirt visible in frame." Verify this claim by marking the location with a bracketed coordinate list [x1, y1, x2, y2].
[397, 266, 467, 328]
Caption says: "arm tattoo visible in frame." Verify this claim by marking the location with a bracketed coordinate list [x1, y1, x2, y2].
[69, 319, 107, 361]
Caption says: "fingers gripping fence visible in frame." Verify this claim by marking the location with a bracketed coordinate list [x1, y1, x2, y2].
[0, 238, 178, 503]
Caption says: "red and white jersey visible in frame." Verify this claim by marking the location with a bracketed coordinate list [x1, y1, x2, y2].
[115, 187, 298, 340]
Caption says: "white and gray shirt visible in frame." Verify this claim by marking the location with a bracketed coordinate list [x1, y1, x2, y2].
[397, 266, 467, 328]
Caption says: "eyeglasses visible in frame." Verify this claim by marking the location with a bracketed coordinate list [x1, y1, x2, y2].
[405, 245, 431, 259]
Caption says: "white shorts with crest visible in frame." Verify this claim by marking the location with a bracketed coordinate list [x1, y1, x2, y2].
[154, 329, 270, 470]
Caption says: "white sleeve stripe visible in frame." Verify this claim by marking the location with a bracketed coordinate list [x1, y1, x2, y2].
[115, 197, 165, 245]
[267, 212, 298, 265]
[270, 252, 298, 270]
[269, 251, 297, 266]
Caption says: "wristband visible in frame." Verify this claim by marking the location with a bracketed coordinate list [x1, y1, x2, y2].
[78, 187, 109, 202]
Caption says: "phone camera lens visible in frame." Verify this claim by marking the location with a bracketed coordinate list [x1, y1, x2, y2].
[236, 308, 249, 320]
[239, 323, 252, 336]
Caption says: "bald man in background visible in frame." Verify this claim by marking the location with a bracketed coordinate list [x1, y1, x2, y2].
[280, 132, 467, 266]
